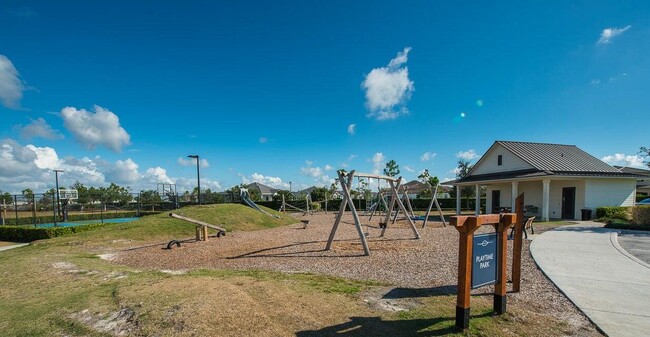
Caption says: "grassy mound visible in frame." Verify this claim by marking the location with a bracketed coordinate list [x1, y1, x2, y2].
[64, 203, 296, 244]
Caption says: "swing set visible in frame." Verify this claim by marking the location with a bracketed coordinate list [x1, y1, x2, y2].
[325, 170, 421, 256]
[278, 193, 313, 216]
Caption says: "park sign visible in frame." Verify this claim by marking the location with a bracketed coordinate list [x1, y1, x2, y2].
[471, 233, 498, 289]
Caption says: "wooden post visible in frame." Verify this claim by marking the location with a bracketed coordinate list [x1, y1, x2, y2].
[195, 226, 201, 241]
[452, 216, 480, 329]
[494, 218, 510, 314]
[452, 213, 516, 330]
[512, 193, 524, 292]
[202, 225, 209, 241]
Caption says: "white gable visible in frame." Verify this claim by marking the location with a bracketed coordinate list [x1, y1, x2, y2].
[470, 143, 533, 176]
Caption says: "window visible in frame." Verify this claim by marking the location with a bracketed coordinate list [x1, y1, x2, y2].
[497, 155, 502, 166]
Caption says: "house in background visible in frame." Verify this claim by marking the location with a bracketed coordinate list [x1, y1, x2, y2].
[450, 141, 640, 221]
[245, 182, 277, 201]
[615, 166, 650, 197]
[401, 180, 451, 199]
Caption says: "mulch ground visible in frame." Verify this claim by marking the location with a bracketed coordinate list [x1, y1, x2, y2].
[115, 212, 599, 335]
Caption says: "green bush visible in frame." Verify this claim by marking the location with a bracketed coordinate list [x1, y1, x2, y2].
[310, 202, 321, 211]
[0, 223, 109, 242]
[595, 206, 630, 220]
[632, 206, 650, 225]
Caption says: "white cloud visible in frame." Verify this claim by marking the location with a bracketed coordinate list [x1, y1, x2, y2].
[259, 137, 268, 143]
[0, 138, 223, 193]
[597, 25, 631, 45]
[0, 55, 25, 109]
[26, 145, 61, 170]
[177, 157, 210, 168]
[18, 118, 63, 140]
[404, 165, 415, 172]
[371, 152, 385, 174]
[448, 167, 462, 175]
[105, 159, 140, 184]
[420, 152, 437, 161]
[61, 105, 131, 152]
[347, 123, 356, 135]
[456, 149, 478, 160]
[602, 153, 645, 168]
[362, 47, 414, 121]
[239, 172, 289, 189]
[299, 161, 335, 186]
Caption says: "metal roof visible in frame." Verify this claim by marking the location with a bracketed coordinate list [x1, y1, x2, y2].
[246, 182, 277, 195]
[452, 141, 641, 185]
[496, 141, 620, 173]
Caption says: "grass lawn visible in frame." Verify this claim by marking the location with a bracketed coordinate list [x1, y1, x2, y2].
[0, 204, 581, 336]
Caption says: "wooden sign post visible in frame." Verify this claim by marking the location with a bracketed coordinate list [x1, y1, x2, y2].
[451, 213, 517, 330]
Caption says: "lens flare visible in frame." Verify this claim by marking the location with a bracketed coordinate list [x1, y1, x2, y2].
[476, 99, 484, 107]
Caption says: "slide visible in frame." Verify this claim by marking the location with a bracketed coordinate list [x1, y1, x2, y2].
[240, 189, 281, 219]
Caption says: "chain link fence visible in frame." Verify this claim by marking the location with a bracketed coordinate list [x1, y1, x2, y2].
[0, 191, 243, 226]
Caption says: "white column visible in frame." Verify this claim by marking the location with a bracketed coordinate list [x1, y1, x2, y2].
[511, 181, 519, 211]
[456, 185, 461, 215]
[475, 184, 480, 215]
[542, 179, 550, 222]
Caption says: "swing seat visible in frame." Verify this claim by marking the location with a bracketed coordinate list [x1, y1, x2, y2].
[411, 216, 426, 221]
[379, 222, 387, 229]
[300, 219, 310, 228]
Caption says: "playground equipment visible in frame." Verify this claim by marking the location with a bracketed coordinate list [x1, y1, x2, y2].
[240, 188, 280, 219]
[169, 213, 226, 241]
[414, 183, 447, 228]
[279, 193, 312, 215]
[59, 189, 78, 222]
[325, 170, 420, 256]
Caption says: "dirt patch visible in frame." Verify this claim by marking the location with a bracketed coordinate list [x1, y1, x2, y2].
[114, 212, 600, 336]
[70, 307, 140, 336]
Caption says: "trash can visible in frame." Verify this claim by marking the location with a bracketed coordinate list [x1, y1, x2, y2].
[581, 208, 592, 221]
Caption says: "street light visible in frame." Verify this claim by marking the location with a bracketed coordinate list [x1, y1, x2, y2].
[187, 155, 201, 204]
[53, 169, 64, 217]
[289, 181, 292, 193]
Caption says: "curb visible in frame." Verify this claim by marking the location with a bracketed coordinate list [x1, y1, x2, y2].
[610, 231, 650, 270]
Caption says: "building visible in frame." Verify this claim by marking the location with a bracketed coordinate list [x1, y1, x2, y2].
[615, 166, 650, 196]
[449, 141, 640, 221]
[245, 182, 277, 201]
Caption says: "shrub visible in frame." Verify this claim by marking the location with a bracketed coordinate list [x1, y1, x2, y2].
[595, 206, 630, 220]
[310, 202, 321, 211]
[632, 206, 650, 225]
[0, 223, 109, 242]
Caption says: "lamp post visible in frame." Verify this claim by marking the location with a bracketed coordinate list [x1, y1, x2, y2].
[53, 169, 64, 218]
[187, 155, 201, 204]
[289, 181, 292, 193]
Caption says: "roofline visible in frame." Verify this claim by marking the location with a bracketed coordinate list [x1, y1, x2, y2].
[451, 171, 642, 186]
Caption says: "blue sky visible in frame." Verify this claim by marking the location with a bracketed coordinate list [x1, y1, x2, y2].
[1, 1, 649, 194]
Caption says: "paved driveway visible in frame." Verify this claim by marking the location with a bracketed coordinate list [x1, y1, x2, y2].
[618, 231, 650, 265]
[531, 223, 650, 337]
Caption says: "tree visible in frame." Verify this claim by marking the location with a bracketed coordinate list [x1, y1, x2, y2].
[309, 187, 329, 202]
[71, 181, 90, 206]
[417, 169, 440, 198]
[355, 179, 371, 200]
[273, 190, 293, 202]
[383, 160, 400, 177]
[0, 191, 13, 205]
[455, 159, 475, 208]
[640, 146, 650, 168]
[139, 190, 162, 211]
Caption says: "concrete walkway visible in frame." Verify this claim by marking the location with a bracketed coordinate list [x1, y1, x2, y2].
[531, 222, 650, 337]
[0, 243, 29, 252]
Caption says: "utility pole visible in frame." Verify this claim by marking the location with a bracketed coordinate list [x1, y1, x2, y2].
[187, 155, 201, 204]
